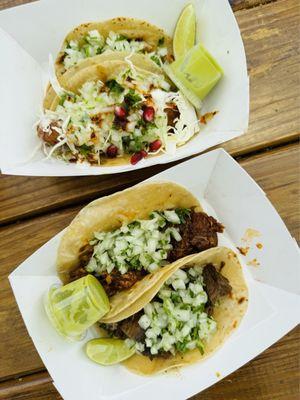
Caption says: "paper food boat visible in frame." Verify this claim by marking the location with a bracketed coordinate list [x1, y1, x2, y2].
[0, 0, 249, 176]
[9, 149, 300, 400]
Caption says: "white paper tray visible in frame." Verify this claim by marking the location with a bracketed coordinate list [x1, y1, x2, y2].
[0, 0, 249, 176]
[9, 149, 300, 400]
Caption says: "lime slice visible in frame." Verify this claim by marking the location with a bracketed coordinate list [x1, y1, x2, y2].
[164, 43, 223, 108]
[164, 63, 203, 109]
[173, 4, 196, 60]
[86, 338, 135, 365]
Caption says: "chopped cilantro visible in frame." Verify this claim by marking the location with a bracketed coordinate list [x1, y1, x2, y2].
[150, 55, 162, 66]
[116, 34, 128, 41]
[78, 144, 92, 156]
[175, 208, 191, 223]
[106, 79, 125, 95]
[124, 89, 142, 108]
[59, 93, 67, 106]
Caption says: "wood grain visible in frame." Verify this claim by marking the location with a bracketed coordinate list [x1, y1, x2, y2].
[0, 143, 298, 382]
[0, 326, 298, 400]
[0, 0, 275, 12]
[1, 0, 299, 226]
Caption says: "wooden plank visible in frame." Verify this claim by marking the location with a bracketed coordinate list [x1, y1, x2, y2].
[230, 0, 276, 11]
[0, 327, 298, 400]
[0, 0, 299, 226]
[0, 0, 275, 12]
[0, 0, 35, 10]
[0, 143, 298, 380]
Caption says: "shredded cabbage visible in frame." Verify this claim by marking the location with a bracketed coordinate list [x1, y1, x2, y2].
[62, 30, 168, 70]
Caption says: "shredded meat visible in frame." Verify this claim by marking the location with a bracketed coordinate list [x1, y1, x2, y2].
[203, 264, 232, 316]
[69, 243, 145, 295]
[69, 267, 88, 282]
[98, 270, 146, 297]
[103, 313, 171, 359]
[164, 103, 180, 127]
[37, 121, 60, 145]
[168, 210, 224, 262]
[104, 312, 145, 341]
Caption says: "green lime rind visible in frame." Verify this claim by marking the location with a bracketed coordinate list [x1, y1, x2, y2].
[86, 338, 136, 365]
[164, 64, 203, 109]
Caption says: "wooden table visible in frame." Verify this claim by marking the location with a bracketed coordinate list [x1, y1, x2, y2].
[0, 0, 299, 399]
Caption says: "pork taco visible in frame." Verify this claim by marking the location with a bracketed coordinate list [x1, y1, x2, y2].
[95, 246, 248, 375]
[37, 58, 199, 165]
[57, 182, 224, 318]
[55, 17, 173, 78]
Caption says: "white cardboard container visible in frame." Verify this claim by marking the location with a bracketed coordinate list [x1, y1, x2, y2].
[9, 149, 300, 400]
[0, 0, 249, 176]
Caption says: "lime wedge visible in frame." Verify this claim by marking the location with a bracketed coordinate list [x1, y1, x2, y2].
[173, 4, 196, 60]
[164, 43, 223, 108]
[86, 338, 135, 365]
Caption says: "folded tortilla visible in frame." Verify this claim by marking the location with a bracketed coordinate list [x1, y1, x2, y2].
[55, 17, 173, 78]
[57, 181, 201, 288]
[102, 246, 248, 375]
[44, 52, 163, 110]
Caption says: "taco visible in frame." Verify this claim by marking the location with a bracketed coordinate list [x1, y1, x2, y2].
[57, 181, 224, 316]
[37, 58, 199, 166]
[55, 17, 173, 78]
[98, 246, 248, 375]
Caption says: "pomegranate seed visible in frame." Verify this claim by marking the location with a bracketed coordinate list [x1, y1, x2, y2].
[114, 106, 127, 119]
[143, 106, 155, 122]
[130, 152, 143, 165]
[149, 139, 162, 152]
[140, 149, 148, 158]
[106, 144, 118, 158]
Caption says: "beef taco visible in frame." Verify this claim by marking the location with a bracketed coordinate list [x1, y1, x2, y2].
[57, 181, 224, 319]
[55, 17, 173, 78]
[97, 247, 248, 375]
[38, 58, 199, 166]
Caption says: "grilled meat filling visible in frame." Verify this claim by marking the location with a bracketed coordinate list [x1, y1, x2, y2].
[68, 210, 224, 297]
[203, 264, 232, 316]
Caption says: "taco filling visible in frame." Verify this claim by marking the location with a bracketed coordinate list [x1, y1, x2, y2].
[101, 262, 232, 358]
[61, 30, 169, 71]
[69, 208, 223, 296]
[37, 66, 199, 165]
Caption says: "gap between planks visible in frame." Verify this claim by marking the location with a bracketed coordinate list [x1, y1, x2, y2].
[0, 139, 298, 229]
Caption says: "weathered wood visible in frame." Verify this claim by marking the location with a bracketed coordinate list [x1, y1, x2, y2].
[230, 0, 276, 11]
[0, 0, 35, 10]
[0, 143, 298, 381]
[0, 0, 299, 225]
[0, 0, 275, 12]
[0, 327, 298, 400]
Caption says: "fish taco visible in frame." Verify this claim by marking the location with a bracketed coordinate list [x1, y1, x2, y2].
[98, 246, 248, 375]
[55, 17, 173, 78]
[38, 58, 199, 166]
[57, 181, 224, 320]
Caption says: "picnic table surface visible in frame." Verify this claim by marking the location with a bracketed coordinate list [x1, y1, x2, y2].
[0, 0, 299, 399]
